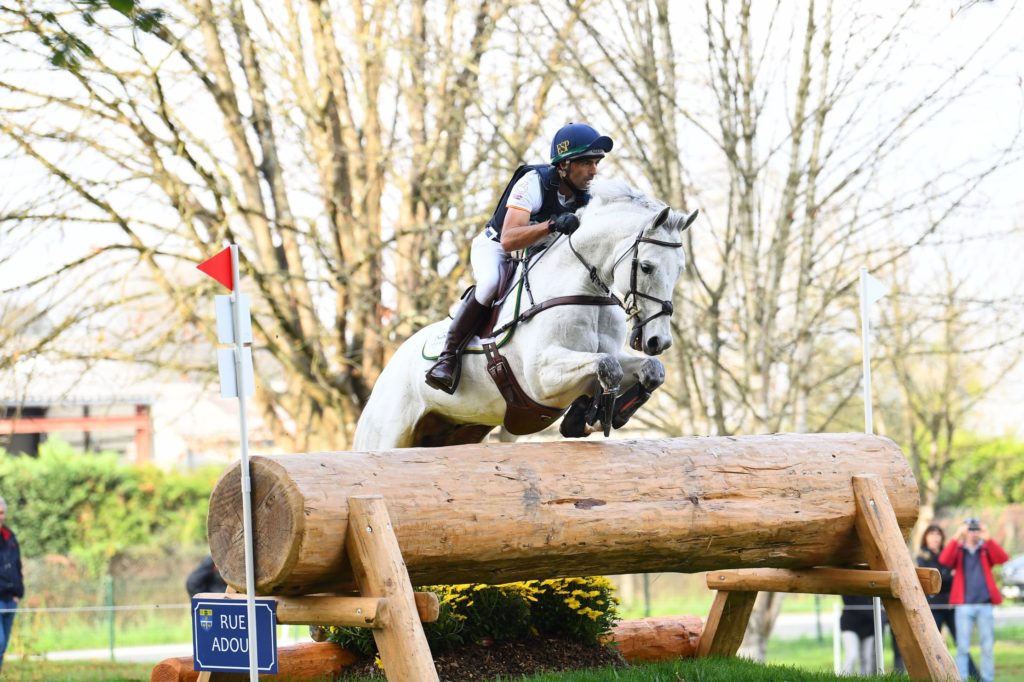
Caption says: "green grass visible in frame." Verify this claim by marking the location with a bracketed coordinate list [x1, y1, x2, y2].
[6, 616, 1024, 680]
[8, 608, 193, 655]
[0, 642, 1016, 682]
[767, 629, 1024, 680]
[0, 660, 155, 681]
[0, 660, 337, 682]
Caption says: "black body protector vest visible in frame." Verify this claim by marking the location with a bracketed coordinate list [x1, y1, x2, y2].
[485, 164, 591, 241]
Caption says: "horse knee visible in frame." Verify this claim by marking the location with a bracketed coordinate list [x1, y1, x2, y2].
[596, 355, 623, 389]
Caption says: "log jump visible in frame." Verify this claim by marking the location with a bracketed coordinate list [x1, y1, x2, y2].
[197, 433, 959, 681]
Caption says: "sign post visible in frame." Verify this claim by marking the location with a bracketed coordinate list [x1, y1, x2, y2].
[858, 265, 889, 675]
[197, 244, 261, 681]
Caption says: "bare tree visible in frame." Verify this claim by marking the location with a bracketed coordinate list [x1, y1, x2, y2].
[559, 0, 1023, 659]
[0, 0, 580, 449]
[879, 263, 1024, 544]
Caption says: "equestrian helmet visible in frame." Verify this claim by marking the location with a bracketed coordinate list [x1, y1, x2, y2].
[550, 123, 614, 164]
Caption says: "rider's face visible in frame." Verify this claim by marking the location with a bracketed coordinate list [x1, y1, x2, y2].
[564, 157, 602, 189]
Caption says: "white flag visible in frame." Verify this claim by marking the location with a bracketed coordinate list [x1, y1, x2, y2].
[864, 271, 889, 305]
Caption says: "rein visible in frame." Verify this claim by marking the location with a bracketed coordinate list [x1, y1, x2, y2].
[488, 211, 682, 345]
[567, 218, 683, 351]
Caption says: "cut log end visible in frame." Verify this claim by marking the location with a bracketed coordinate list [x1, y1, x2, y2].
[208, 457, 308, 593]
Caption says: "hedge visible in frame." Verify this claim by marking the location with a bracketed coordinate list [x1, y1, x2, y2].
[0, 438, 218, 575]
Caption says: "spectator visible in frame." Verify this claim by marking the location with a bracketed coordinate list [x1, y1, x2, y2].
[186, 555, 228, 598]
[840, 594, 875, 675]
[917, 523, 979, 680]
[0, 495, 24, 675]
[939, 517, 1009, 682]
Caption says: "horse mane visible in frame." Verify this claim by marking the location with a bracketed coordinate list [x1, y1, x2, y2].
[584, 178, 667, 215]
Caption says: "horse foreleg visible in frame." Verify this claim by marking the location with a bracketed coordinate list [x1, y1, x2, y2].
[535, 350, 624, 438]
[535, 349, 624, 402]
[612, 356, 666, 429]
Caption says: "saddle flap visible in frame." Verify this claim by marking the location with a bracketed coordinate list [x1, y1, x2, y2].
[483, 342, 565, 436]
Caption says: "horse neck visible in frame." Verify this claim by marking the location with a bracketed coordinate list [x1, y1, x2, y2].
[530, 225, 631, 300]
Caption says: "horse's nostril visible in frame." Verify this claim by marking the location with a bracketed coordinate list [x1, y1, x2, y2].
[644, 336, 672, 355]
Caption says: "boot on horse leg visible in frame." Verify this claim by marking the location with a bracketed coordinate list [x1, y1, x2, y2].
[425, 293, 490, 394]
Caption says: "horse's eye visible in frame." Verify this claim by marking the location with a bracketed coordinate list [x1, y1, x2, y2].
[640, 262, 655, 275]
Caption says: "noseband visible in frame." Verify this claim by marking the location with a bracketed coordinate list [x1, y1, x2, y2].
[568, 217, 683, 352]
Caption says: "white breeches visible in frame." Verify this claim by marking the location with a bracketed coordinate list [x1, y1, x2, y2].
[470, 231, 509, 305]
[841, 631, 875, 675]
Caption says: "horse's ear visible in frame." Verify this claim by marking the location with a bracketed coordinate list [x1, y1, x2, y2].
[673, 209, 698, 233]
[654, 206, 671, 227]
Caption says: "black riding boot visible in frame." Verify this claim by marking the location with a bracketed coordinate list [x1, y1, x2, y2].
[425, 295, 490, 394]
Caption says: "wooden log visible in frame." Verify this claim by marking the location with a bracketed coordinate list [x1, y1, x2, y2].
[852, 476, 959, 681]
[705, 567, 942, 598]
[207, 434, 919, 594]
[604, 615, 703, 662]
[345, 496, 438, 682]
[149, 642, 359, 682]
[193, 591, 440, 627]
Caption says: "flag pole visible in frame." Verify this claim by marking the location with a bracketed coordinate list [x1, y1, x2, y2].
[230, 245, 260, 681]
[860, 266, 884, 675]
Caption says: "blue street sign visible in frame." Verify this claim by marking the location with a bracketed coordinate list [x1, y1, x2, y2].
[192, 597, 278, 673]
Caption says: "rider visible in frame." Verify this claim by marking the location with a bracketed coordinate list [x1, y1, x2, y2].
[425, 122, 614, 394]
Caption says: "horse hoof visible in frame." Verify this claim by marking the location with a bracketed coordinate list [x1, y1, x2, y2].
[560, 395, 592, 438]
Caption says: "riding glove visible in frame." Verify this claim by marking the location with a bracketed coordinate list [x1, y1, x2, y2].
[549, 213, 580, 235]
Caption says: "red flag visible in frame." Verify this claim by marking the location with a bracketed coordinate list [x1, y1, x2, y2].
[197, 246, 233, 291]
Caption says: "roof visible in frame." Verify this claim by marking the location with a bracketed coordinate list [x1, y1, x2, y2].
[0, 357, 157, 407]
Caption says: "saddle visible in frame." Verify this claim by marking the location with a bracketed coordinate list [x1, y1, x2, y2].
[426, 251, 620, 436]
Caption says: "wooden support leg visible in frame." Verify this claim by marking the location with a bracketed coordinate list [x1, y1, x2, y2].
[696, 590, 757, 657]
[852, 475, 960, 681]
[346, 495, 439, 682]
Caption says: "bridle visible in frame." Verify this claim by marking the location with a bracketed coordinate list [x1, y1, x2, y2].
[567, 212, 683, 352]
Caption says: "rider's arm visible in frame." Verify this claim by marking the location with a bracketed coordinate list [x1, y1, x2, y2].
[500, 208, 552, 252]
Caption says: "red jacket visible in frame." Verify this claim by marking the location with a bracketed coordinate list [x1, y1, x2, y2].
[938, 538, 1009, 605]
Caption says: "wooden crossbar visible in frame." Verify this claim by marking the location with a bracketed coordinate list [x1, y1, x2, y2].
[193, 591, 440, 628]
[697, 475, 959, 682]
[705, 566, 941, 598]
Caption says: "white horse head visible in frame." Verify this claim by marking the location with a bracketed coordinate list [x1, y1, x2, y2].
[355, 178, 695, 449]
[573, 178, 690, 356]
